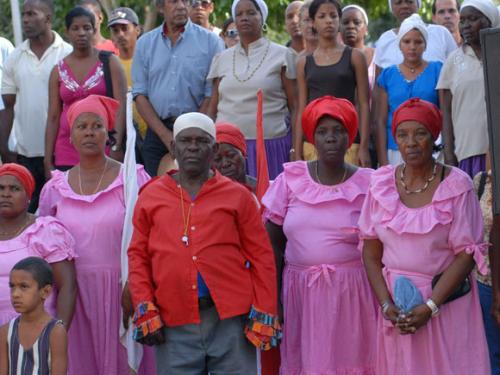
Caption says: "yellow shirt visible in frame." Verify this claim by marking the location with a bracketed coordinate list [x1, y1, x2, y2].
[120, 57, 147, 138]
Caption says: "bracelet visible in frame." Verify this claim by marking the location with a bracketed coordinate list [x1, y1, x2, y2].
[381, 300, 391, 315]
[425, 298, 440, 317]
[289, 148, 296, 154]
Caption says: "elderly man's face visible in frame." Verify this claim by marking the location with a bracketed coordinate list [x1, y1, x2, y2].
[173, 128, 218, 176]
[162, 0, 189, 28]
[432, 0, 459, 34]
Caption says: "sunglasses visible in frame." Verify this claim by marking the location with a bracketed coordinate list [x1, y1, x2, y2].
[190, 0, 211, 8]
[226, 29, 239, 38]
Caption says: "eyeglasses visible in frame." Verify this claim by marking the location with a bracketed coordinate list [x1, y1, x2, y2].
[226, 29, 238, 38]
[190, 0, 211, 8]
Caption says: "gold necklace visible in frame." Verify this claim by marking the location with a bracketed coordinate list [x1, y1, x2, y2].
[179, 186, 192, 246]
[399, 161, 438, 194]
[315, 161, 348, 186]
[0, 215, 31, 238]
[232, 40, 271, 83]
[78, 159, 108, 195]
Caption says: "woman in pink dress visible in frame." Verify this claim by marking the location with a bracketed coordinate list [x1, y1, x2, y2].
[263, 96, 377, 374]
[0, 164, 76, 326]
[39, 95, 153, 375]
[359, 98, 490, 374]
[44, 6, 126, 176]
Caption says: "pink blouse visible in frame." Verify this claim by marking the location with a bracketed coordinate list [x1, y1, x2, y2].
[0, 216, 76, 325]
[262, 161, 373, 266]
[358, 165, 488, 278]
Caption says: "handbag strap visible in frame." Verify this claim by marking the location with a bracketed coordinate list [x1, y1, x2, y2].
[477, 171, 488, 200]
[98, 50, 114, 98]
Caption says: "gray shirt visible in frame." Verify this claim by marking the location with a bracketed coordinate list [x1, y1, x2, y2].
[132, 20, 223, 119]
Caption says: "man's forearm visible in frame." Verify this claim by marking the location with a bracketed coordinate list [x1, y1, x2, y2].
[135, 95, 172, 146]
[0, 107, 14, 154]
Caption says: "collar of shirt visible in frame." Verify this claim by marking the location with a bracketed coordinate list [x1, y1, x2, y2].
[235, 36, 268, 56]
[161, 19, 191, 38]
[165, 168, 222, 195]
[20, 31, 65, 53]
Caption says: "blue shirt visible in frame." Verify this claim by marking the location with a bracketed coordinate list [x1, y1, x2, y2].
[377, 61, 443, 150]
[132, 20, 223, 118]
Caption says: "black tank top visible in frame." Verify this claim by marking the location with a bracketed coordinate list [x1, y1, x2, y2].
[305, 47, 359, 142]
[305, 46, 356, 103]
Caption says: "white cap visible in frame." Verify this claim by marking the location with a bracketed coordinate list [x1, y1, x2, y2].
[398, 14, 428, 46]
[173, 112, 216, 140]
[461, 0, 500, 27]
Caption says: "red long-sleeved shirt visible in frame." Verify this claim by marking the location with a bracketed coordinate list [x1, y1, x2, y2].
[128, 171, 277, 327]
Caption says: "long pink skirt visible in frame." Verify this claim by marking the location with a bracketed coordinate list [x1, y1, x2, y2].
[280, 261, 378, 374]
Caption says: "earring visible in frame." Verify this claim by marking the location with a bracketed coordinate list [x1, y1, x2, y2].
[262, 23, 268, 33]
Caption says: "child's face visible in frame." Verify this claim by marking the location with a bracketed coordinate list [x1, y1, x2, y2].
[9, 270, 51, 314]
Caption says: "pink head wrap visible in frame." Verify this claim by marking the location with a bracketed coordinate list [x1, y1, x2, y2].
[67, 95, 120, 131]
[0, 163, 36, 199]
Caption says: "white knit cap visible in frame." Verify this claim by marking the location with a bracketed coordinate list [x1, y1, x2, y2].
[397, 13, 428, 46]
[461, 0, 499, 27]
[231, 0, 269, 24]
[342, 5, 369, 25]
[173, 113, 216, 140]
[388, 0, 422, 12]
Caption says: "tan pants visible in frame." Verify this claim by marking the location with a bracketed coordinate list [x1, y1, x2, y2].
[302, 142, 360, 165]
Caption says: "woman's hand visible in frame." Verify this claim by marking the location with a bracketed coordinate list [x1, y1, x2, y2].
[121, 282, 134, 330]
[397, 304, 432, 334]
[382, 302, 402, 326]
[357, 146, 371, 168]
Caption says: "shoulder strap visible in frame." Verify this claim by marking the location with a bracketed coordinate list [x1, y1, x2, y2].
[98, 50, 114, 98]
[478, 171, 488, 200]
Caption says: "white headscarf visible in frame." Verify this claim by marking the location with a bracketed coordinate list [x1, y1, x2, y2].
[232, 0, 269, 24]
[461, 0, 499, 27]
[173, 113, 216, 139]
[342, 5, 369, 25]
[397, 13, 428, 45]
[388, 0, 422, 12]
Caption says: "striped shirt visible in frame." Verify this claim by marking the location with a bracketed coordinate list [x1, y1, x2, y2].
[7, 317, 61, 375]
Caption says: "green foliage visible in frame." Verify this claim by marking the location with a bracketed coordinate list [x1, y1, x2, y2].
[2, 0, 499, 45]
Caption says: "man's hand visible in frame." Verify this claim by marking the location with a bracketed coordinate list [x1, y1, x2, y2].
[137, 329, 166, 346]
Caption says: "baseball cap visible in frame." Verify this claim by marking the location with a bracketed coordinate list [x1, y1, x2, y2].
[107, 7, 139, 27]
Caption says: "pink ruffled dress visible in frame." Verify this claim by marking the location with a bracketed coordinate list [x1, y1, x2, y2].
[38, 166, 153, 375]
[262, 161, 378, 375]
[358, 165, 490, 375]
[0, 216, 76, 325]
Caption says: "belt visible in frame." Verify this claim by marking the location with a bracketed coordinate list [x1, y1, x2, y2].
[161, 117, 177, 131]
[198, 296, 215, 310]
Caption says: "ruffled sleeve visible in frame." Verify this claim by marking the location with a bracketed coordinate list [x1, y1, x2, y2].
[448, 185, 489, 275]
[27, 216, 76, 263]
[261, 171, 290, 226]
[357, 187, 378, 241]
[38, 170, 65, 217]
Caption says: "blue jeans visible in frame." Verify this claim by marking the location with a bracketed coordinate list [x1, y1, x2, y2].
[478, 281, 500, 374]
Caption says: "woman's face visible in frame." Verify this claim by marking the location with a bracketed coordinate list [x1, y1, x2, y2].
[70, 112, 108, 157]
[314, 116, 349, 164]
[66, 15, 95, 50]
[460, 6, 490, 46]
[0, 175, 29, 219]
[391, 0, 418, 23]
[223, 22, 240, 48]
[300, 7, 316, 42]
[399, 29, 426, 63]
[395, 120, 434, 166]
[313, 3, 340, 39]
[212, 143, 246, 182]
[234, 0, 262, 39]
[340, 8, 367, 47]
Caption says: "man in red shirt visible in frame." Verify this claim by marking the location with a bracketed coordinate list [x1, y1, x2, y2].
[128, 112, 280, 373]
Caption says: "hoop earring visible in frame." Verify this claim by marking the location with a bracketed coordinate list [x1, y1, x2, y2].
[262, 23, 268, 33]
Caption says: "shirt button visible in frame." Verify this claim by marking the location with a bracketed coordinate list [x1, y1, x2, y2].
[192, 256, 197, 261]
[191, 203, 195, 207]
[192, 285, 197, 290]
[191, 226, 196, 231]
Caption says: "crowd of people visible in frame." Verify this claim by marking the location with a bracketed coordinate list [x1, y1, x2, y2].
[0, 0, 499, 374]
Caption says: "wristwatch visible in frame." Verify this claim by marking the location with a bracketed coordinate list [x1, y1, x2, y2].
[111, 144, 122, 152]
[425, 298, 440, 317]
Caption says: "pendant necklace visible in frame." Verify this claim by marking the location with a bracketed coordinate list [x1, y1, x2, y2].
[78, 159, 108, 195]
[399, 161, 438, 194]
[179, 186, 192, 246]
[316, 161, 348, 186]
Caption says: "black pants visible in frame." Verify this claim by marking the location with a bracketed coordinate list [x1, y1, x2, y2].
[141, 118, 175, 177]
[16, 155, 45, 213]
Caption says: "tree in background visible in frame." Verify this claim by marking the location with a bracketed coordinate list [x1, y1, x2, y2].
[2, 0, 497, 46]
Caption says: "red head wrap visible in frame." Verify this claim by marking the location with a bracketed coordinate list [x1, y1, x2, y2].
[0, 163, 35, 199]
[392, 98, 442, 140]
[301, 96, 358, 147]
[67, 95, 120, 131]
[216, 122, 247, 156]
